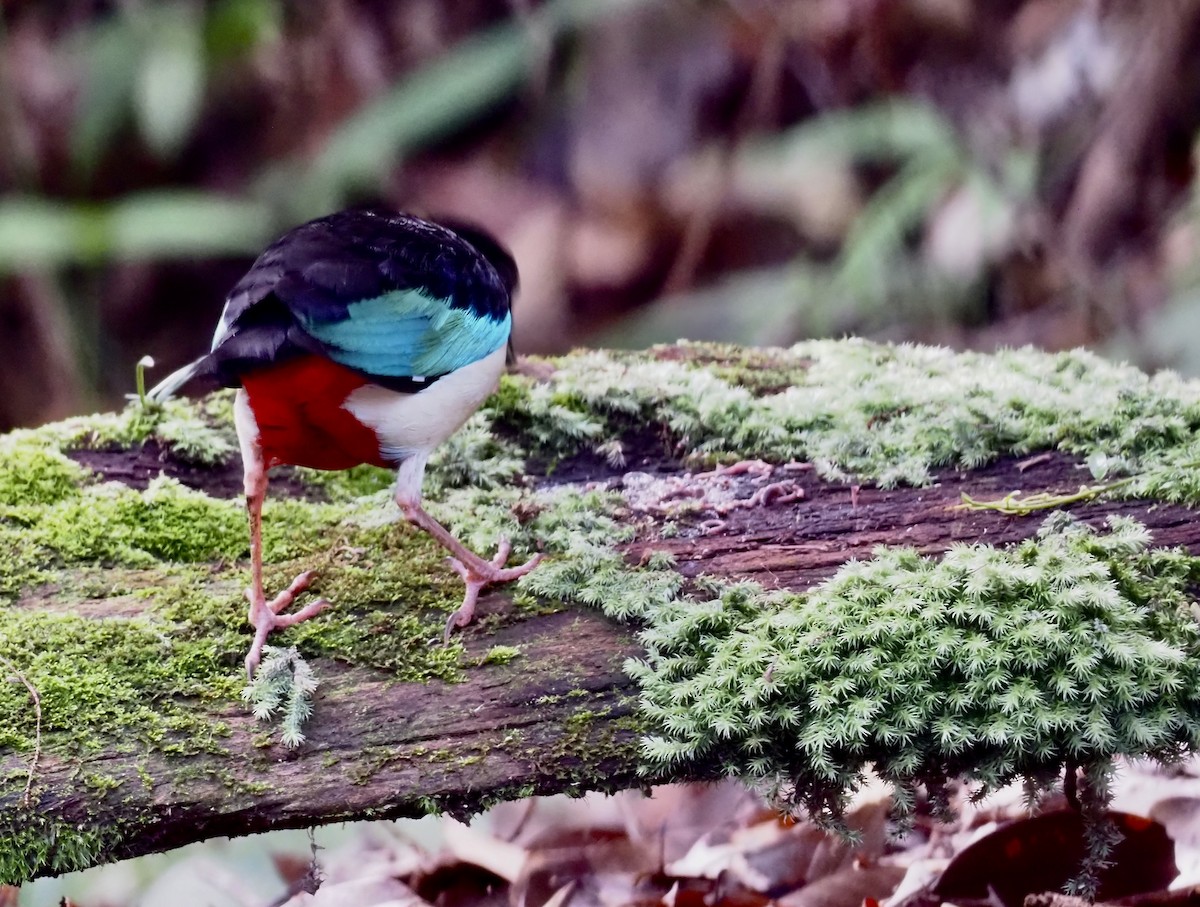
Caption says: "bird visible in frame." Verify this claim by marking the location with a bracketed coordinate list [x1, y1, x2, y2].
[149, 208, 542, 677]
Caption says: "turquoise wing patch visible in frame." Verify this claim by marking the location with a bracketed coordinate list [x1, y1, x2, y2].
[298, 290, 510, 378]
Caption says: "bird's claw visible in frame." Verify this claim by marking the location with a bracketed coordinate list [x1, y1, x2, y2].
[244, 570, 331, 678]
[246, 569, 319, 615]
[442, 539, 542, 644]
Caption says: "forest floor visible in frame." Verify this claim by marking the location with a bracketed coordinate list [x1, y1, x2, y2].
[16, 760, 1200, 907]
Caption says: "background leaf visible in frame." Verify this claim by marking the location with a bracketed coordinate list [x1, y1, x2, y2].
[134, 5, 207, 160]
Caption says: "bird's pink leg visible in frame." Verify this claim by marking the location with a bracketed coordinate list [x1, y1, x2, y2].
[237, 393, 329, 678]
[243, 477, 273, 677]
[400, 502, 541, 642]
[393, 455, 540, 643]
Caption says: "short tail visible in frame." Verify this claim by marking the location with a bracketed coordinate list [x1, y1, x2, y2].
[147, 358, 205, 402]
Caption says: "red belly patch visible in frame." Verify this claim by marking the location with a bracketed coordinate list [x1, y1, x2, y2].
[242, 356, 395, 470]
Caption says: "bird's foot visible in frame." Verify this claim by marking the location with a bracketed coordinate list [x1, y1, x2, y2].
[244, 570, 331, 678]
[442, 539, 542, 643]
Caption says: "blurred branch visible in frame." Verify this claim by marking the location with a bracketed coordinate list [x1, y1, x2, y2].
[662, 21, 787, 295]
[2, 272, 85, 422]
[1062, 1, 1200, 279]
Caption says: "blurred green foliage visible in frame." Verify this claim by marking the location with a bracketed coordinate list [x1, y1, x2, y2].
[0, 0, 637, 272]
[69, 0, 279, 176]
[614, 101, 1040, 347]
[0, 194, 271, 268]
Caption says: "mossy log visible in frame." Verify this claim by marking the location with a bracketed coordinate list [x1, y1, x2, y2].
[4, 340, 1200, 883]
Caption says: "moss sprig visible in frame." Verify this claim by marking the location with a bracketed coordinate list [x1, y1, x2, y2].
[242, 646, 319, 748]
[1070, 760, 1121, 898]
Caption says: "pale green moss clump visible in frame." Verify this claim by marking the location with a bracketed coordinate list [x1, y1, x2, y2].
[2, 395, 235, 467]
[526, 511, 1200, 895]
[488, 340, 1200, 493]
[243, 646, 318, 747]
[632, 514, 1200, 791]
[0, 443, 90, 509]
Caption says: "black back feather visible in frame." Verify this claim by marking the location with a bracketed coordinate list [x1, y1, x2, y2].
[182, 209, 517, 394]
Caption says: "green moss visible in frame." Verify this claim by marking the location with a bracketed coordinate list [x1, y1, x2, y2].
[587, 509, 1200, 893]
[0, 607, 239, 758]
[294, 464, 395, 502]
[241, 646, 319, 747]
[425, 413, 526, 496]
[0, 442, 91, 509]
[522, 699, 649, 797]
[82, 773, 123, 794]
[630, 516, 1200, 826]
[0, 523, 48, 599]
[5, 395, 235, 467]
[8, 407, 158, 453]
[132, 521, 468, 689]
[0, 814, 137, 886]
[486, 341, 1200, 492]
[283, 526, 467, 682]
[153, 401, 236, 466]
[485, 373, 607, 458]
[487, 373, 536, 427]
[32, 477, 248, 566]
[0, 479, 353, 637]
[639, 342, 813, 395]
[479, 645, 521, 666]
[415, 795, 442, 816]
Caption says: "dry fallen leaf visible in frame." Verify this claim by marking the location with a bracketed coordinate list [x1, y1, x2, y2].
[443, 819, 529, 883]
[668, 781, 892, 895]
[933, 810, 1177, 907]
[776, 863, 908, 907]
[281, 875, 427, 907]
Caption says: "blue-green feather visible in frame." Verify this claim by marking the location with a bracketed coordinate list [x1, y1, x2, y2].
[298, 289, 510, 378]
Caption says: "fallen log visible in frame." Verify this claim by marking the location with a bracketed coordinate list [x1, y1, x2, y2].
[2, 340, 1200, 884]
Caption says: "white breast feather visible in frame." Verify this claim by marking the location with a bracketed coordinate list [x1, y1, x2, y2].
[342, 346, 507, 462]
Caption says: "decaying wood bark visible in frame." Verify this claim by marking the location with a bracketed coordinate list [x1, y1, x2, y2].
[6, 357, 1200, 882]
[24, 601, 643, 864]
